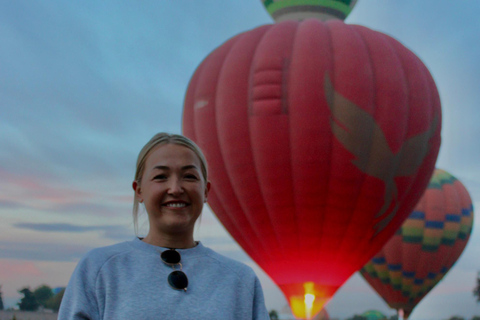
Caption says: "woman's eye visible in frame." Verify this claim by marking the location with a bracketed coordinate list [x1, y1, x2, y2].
[153, 174, 167, 180]
[184, 174, 198, 180]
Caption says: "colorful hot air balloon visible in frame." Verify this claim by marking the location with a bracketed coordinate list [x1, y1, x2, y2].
[261, 0, 357, 22]
[183, 19, 441, 319]
[360, 169, 474, 319]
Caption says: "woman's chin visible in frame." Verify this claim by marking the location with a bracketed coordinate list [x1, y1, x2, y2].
[159, 217, 195, 234]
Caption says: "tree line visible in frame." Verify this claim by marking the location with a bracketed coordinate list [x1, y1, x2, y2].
[0, 284, 65, 312]
[0, 270, 478, 315]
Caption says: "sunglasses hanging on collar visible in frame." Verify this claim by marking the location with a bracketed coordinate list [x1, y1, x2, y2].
[161, 249, 189, 292]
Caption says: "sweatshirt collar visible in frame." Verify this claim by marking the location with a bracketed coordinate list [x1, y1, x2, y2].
[129, 237, 207, 258]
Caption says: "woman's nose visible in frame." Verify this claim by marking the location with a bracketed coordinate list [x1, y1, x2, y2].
[167, 179, 184, 195]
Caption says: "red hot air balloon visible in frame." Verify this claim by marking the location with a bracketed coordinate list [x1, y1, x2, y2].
[360, 169, 474, 319]
[183, 19, 441, 319]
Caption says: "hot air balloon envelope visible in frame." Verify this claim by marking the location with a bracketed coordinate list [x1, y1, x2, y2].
[361, 169, 474, 319]
[183, 19, 441, 319]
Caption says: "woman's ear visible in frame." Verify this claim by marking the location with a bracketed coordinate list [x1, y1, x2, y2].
[204, 181, 211, 202]
[132, 181, 143, 203]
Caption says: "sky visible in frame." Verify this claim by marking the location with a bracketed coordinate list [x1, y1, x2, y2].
[0, 1, 479, 319]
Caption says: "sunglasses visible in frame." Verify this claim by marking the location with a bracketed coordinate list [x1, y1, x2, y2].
[161, 249, 189, 292]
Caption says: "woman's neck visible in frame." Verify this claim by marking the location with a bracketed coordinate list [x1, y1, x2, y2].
[141, 233, 197, 249]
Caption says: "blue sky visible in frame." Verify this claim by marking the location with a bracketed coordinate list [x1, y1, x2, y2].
[1, 1, 479, 319]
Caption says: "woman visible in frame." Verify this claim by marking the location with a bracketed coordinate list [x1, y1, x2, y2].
[58, 133, 270, 320]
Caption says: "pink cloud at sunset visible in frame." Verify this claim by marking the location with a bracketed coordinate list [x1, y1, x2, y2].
[0, 259, 43, 280]
[0, 168, 132, 209]
[0, 168, 94, 205]
[0, 169, 133, 219]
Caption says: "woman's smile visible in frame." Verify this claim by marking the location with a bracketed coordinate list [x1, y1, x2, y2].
[163, 201, 188, 208]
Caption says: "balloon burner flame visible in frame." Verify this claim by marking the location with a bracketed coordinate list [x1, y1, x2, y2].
[304, 293, 316, 319]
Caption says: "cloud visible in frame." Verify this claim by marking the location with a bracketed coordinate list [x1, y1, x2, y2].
[0, 259, 43, 281]
[0, 199, 22, 209]
[51, 202, 125, 217]
[15, 222, 102, 232]
[13, 222, 133, 241]
[0, 240, 91, 262]
[0, 168, 132, 217]
[0, 168, 92, 203]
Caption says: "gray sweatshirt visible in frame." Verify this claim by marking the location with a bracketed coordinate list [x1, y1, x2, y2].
[58, 238, 270, 320]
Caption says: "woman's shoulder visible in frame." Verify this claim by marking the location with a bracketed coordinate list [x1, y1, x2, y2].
[77, 239, 136, 270]
[65, 239, 137, 290]
[201, 245, 256, 277]
[199, 245, 262, 296]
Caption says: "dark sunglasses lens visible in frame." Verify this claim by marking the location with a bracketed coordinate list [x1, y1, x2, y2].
[161, 249, 181, 264]
[168, 270, 188, 290]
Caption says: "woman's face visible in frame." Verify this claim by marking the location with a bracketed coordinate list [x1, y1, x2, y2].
[133, 143, 210, 237]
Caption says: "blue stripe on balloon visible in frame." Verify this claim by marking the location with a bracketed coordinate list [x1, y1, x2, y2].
[462, 208, 471, 216]
[410, 211, 425, 219]
[445, 214, 461, 222]
[414, 278, 424, 285]
[372, 257, 385, 264]
[425, 221, 444, 229]
[388, 264, 402, 271]
[403, 271, 415, 278]
[427, 272, 436, 279]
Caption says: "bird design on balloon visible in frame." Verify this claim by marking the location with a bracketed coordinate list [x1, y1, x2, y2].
[324, 74, 439, 235]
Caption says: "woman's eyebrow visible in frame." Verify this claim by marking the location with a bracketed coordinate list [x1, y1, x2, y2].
[152, 165, 169, 171]
[181, 165, 199, 171]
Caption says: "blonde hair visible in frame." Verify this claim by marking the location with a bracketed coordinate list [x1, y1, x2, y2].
[132, 133, 208, 234]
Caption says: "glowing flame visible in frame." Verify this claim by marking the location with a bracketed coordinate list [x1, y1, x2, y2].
[304, 293, 316, 319]
[282, 282, 336, 319]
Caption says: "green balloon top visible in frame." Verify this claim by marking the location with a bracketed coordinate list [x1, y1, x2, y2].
[428, 168, 458, 189]
[261, 0, 357, 22]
